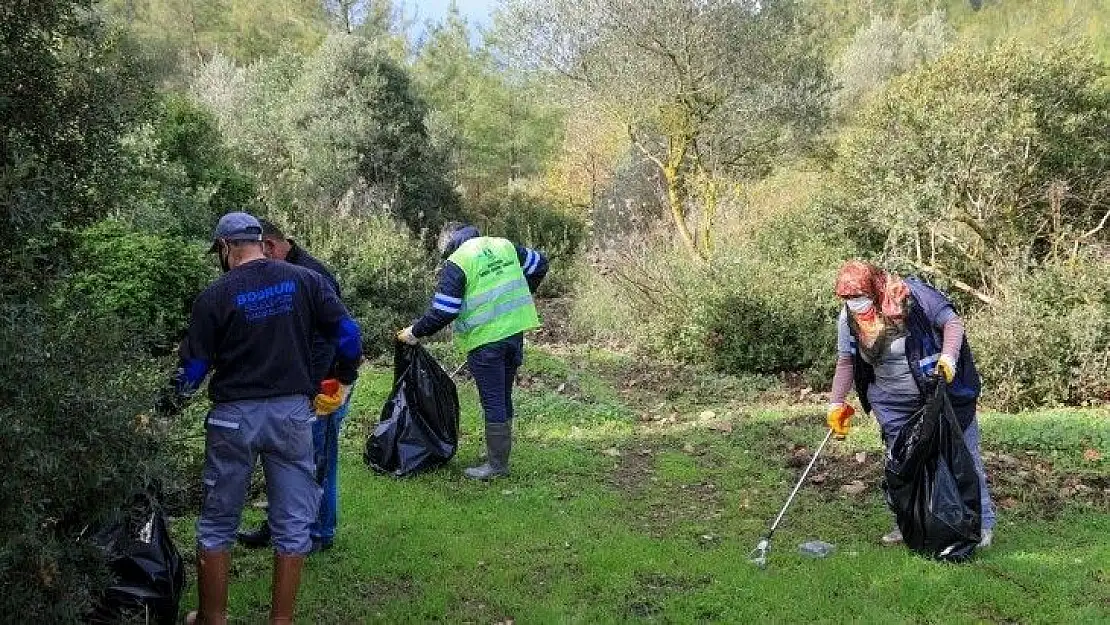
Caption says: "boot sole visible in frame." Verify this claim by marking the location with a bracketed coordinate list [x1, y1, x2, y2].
[463, 470, 509, 480]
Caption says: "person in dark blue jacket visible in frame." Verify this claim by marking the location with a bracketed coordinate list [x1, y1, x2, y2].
[237, 220, 352, 553]
[162, 212, 362, 625]
[397, 223, 548, 479]
[825, 260, 995, 548]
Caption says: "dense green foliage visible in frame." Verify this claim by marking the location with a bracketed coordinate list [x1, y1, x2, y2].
[0, 0, 153, 293]
[100, 0, 332, 82]
[837, 42, 1110, 291]
[148, 95, 258, 234]
[968, 255, 1110, 410]
[57, 220, 216, 351]
[194, 33, 461, 238]
[0, 303, 171, 620]
[0, 1, 173, 617]
[284, 213, 434, 357]
[415, 9, 564, 204]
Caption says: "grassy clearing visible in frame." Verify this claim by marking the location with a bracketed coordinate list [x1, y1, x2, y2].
[175, 344, 1109, 623]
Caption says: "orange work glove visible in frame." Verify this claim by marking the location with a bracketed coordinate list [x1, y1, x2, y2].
[826, 403, 856, 440]
[313, 378, 348, 416]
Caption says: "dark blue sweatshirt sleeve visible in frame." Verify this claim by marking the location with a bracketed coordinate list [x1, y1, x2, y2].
[312, 274, 362, 384]
[516, 245, 549, 293]
[412, 261, 466, 338]
[175, 291, 215, 397]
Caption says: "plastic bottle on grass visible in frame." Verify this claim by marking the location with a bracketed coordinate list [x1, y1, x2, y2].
[799, 540, 836, 558]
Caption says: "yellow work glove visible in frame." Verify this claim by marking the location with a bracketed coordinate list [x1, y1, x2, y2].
[826, 403, 855, 440]
[313, 379, 349, 416]
[396, 325, 419, 345]
[937, 354, 957, 384]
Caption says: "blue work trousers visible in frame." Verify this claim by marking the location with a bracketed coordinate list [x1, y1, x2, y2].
[197, 395, 320, 555]
[467, 333, 524, 424]
[309, 393, 351, 543]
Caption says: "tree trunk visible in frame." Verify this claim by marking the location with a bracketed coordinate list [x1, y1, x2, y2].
[697, 170, 719, 257]
[662, 164, 702, 261]
[686, 143, 721, 258]
[631, 128, 704, 262]
[185, 0, 203, 63]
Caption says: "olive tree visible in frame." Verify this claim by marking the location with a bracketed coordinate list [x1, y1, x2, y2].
[498, 0, 829, 260]
[194, 34, 460, 236]
[837, 41, 1110, 295]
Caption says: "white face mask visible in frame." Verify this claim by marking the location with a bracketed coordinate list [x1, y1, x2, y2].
[846, 296, 874, 314]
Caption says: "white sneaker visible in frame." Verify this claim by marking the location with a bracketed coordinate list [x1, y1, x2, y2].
[978, 529, 993, 548]
[880, 528, 903, 546]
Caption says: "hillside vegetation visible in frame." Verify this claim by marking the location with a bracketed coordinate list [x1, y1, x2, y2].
[1, 0, 1107, 619]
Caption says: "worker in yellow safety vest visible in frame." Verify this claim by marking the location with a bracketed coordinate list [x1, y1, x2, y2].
[398, 223, 548, 479]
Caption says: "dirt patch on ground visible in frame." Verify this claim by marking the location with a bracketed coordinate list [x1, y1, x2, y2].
[981, 451, 1110, 517]
[638, 480, 726, 540]
[611, 359, 826, 412]
[772, 437, 1109, 516]
[787, 445, 886, 501]
[610, 444, 728, 538]
[625, 571, 714, 619]
[533, 298, 575, 345]
[352, 574, 417, 607]
[771, 413, 1109, 515]
[611, 446, 656, 496]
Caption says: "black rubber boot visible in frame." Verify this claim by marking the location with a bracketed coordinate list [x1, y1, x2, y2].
[237, 522, 272, 549]
[464, 421, 512, 480]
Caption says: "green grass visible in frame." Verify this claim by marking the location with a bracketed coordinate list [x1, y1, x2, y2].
[176, 346, 1110, 623]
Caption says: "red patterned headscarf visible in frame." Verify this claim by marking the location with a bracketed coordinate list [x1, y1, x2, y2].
[834, 261, 910, 320]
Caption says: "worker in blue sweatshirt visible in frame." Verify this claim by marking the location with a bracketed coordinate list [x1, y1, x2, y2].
[397, 222, 548, 480]
[159, 212, 362, 624]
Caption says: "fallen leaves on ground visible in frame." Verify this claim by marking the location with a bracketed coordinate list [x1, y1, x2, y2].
[840, 480, 867, 495]
[707, 420, 733, 433]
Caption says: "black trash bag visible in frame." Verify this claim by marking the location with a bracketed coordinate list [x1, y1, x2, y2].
[86, 489, 185, 624]
[364, 342, 460, 476]
[883, 380, 982, 563]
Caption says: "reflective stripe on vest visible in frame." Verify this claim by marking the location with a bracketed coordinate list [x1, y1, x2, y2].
[454, 294, 535, 333]
[462, 277, 530, 312]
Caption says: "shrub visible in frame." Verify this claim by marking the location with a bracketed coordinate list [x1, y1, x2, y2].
[150, 94, 258, 237]
[468, 191, 588, 297]
[832, 11, 952, 114]
[56, 220, 216, 353]
[687, 203, 846, 382]
[275, 212, 435, 358]
[574, 195, 850, 386]
[568, 259, 639, 345]
[1, 1, 155, 296]
[837, 41, 1110, 292]
[196, 35, 463, 240]
[968, 255, 1110, 410]
[0, 300, 172, 620]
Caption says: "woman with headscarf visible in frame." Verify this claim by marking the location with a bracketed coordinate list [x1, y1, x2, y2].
[826, 260, 996, 547]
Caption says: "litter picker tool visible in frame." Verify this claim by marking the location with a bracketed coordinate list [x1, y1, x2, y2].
[748, 428, 834, 570]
